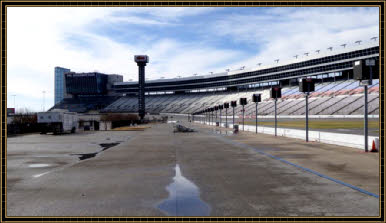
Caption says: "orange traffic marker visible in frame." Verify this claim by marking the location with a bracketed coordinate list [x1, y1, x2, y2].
[371, 139, 379, 152]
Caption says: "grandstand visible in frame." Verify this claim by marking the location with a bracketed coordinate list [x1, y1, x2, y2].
[101, 79, 379, 116]
[52, 96, 119, 113]
[52, 40, 380, 119]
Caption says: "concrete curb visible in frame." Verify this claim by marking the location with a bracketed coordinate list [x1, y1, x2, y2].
[196, 121, 378, 150]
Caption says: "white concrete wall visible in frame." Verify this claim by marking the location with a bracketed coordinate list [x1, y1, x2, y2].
[196, 121, 378, 150]
[165, 113, 379, 119]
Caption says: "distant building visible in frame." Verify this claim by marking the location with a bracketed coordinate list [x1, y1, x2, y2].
[64, 72, 123, 97]
[54, 67, 71, 104]
[107, 74, 124, 94]
[7, 108, 15, 116]
[65, 72, 108, 96]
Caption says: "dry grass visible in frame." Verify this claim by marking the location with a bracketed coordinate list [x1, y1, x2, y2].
[112, 126, 151, 131]
[243, 120, 379, 129]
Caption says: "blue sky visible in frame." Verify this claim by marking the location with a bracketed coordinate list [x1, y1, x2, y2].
[7, 7, 379, 112]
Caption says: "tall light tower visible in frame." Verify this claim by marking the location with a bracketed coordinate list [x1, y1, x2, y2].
[42, 91, 46, 111]
[11, 94, 16, 111]
[239, 98, 247, 131]
[270, 87, 282, 136]
[252, 94, 261, 134]
[299, 78, 315, 142]
[354, 59, 377, 152]
[134, 55, 149, 120]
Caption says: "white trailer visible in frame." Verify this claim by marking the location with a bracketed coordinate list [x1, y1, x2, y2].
[37, 111, 78, 134]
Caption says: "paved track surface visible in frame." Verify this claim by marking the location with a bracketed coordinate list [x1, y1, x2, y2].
[7, 123, 379, 216]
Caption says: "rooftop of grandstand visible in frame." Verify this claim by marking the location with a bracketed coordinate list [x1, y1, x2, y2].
[50, 96, 119, 113]
[229, 39, 378, 75]
[113, 41, 378, 93]
[115, 39, 378, 86]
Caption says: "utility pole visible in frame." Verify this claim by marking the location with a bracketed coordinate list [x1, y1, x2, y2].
[252, 94, 261, 134]
[42, 91, 46, 111]
[224, 102, 229, 128]
[205, 110, 207, 125]
[242, 105, 245, 131]
[11, 94, 16, 112]
[300, 78, 315, 142]
[240, 98, 247, 131]
[233, 107, 235, 126]
[270, 87, 281, 137]
[231, 101, 237, 127]
[353, 59, 376, 152]
[219, 105, 223, 127]
[211, 108, 214, 126]
[305, 92, 309, 141]
[255, 102, 258, 133]
[364, 83, 368, 151]
[216, 106, 218, 125]
[274, 98, 277, 136]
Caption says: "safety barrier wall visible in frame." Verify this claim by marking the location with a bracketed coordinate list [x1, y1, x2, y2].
[163, 113, 379, 119]
[195, 121, 378, 150]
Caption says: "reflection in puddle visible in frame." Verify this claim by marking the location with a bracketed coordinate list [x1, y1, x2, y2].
[72, 152, 98, 161]
[99, 143, 120, 151]
[28, 164, 51, 168]
[158, 164, 210, 216]
[71, 142, 121, 161]
[33, 171, 50, 178]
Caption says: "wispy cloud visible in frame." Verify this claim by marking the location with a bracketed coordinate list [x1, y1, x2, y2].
[207, 7, 378, 68]
[7, 7, 379, 111]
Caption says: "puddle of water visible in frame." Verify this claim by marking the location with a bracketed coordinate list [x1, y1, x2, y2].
[28, 164, 51, 168]
[71, 152, 98, 161]
[99, 143, 120, 151]
[71, 142, 121, 161]
[157, 164, 210, 216]
[33, 171, 50, 178]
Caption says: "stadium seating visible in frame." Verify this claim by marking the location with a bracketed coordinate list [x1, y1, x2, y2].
[96, 79, 380, 117]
